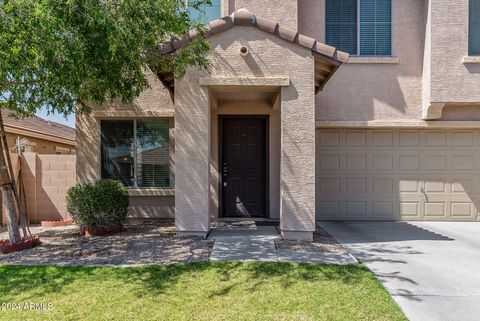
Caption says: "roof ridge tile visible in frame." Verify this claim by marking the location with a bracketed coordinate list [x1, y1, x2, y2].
[158, 9, 349, 63]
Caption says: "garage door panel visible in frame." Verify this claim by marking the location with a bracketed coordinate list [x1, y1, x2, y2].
[317, 201, 341, 218]
[345, 153, 367, 170]
[398, 131, 420, 146]
[345, 131, 367, 146]
[371, 131, 394, 146]
[372, 177, 394, 194]
[399, 202, 421, 218]
[450, 202, 477, 218]
[372, 201, 394, 218]
[344, 201, 367, 217]
[317, 129, 480, 221]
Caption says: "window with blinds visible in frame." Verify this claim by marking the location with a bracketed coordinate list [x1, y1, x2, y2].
[188, 0, 221, 24]
[326, 0, 358, 54]
[101, 120, 171, 188]
[326, 0, 392, 56]
[470, 0, 480, 55]
[360, 0, 392, 55]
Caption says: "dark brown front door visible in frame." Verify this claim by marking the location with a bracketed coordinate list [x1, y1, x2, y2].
[221, 117, 267, 218]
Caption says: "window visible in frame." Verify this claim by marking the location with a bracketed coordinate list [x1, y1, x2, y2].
[188, 0, 221, 24]
[470, 0, 480, 56]
[326, 0, 358, 55]
[326, 0, 392, 56]
[55, 146, 71, 155]
[101, 120, 171, 188]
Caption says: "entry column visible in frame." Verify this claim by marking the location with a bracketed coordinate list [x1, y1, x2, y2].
[174, 74, 210, 238]
[280, 76, 316, 241]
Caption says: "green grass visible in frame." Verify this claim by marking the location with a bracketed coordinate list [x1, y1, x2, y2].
[0, 262, 406, 321]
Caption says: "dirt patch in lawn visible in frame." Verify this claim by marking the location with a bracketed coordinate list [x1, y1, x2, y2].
[0, 221, 213, 266]
[275, 226, 349, 254]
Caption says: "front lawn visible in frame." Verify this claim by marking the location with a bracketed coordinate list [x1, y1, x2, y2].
[0, 262, 406, 321]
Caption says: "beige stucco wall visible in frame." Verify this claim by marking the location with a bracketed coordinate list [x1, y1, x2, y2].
[76, 69, 175, 219]
[299, 0, 426, 121]
[174, 25, 316, 239]
[228, 0, 480, 120]
[427, 0, 480, 106]
[228, 0, 298, 30]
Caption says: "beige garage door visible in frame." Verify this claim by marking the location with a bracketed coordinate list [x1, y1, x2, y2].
[316, 129, 480, 221]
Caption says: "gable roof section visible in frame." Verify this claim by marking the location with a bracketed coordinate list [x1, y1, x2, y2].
[156, 9, 349, 97]
[2, 109, 76, 144]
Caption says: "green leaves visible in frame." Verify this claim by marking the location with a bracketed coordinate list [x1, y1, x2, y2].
[0, 0, 212, 116]
[66, 179, 130, 227]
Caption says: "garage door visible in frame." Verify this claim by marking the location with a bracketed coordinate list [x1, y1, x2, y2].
[316, 129, 480, 221]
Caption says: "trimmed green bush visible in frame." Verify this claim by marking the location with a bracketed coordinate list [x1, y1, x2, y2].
[66, 179, 129, 228]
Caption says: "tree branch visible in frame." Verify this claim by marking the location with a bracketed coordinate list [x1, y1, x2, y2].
[0, 79, 43, 90]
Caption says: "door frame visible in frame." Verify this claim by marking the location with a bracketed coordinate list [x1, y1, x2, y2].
[218, 115, 270, 219]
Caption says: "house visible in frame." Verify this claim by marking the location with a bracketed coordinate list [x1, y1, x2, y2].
[76, 0, 480, 241]
[2, 109, 76, 155]
[0, 109, 76, 226]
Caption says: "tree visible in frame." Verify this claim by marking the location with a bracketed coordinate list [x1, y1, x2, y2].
[0, 0, 212, 244]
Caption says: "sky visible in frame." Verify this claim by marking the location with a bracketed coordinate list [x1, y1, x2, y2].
[35, 108, 76, 128]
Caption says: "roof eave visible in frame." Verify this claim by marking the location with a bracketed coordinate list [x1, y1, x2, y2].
[156, 9, 349, 98]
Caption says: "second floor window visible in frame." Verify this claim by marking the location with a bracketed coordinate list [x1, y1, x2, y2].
[470, 0, 480, 55]
[188, 0, 221, 24]
[326, 0, 392, 56]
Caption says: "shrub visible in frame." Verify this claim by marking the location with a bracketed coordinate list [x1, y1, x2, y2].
[66, 179, 129, 228]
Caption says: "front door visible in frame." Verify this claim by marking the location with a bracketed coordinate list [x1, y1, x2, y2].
[221, 117, 267, 217]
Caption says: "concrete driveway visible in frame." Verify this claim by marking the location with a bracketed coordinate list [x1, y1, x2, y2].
[319, 221, 480, 321]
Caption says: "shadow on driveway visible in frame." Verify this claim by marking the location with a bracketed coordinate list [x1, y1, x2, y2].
[319, 221, 480, 321]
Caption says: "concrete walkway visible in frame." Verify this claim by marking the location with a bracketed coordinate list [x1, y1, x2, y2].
[320, 221, 480, 321]
[209, 221, 356, 264]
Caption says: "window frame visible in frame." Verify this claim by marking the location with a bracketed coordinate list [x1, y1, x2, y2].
[469, 0, 480, 56]
[325, 0, 393, 57]
[100, 118, 172, 189]
[187, 0, 222, 24]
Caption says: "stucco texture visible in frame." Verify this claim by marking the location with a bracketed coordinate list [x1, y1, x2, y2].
[76, 69, 175, 219]
[300, 0, 425, 121]
[230, 0, 298, 30]
[428, 0, 480, 105]
[174, 25, 316, 238]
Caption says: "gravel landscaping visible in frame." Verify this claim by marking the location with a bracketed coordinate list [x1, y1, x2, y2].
[0, 221, 214, 266]
[275, 226, 349, 254]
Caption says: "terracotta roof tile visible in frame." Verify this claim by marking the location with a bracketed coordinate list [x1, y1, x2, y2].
[156, 9, 349, 96]
[314, 42, 336, 58]
[297, 34, 316, 50]
[159, 9, 349, 63]
[233, 9, 255, 25]
[255, 16, 278, 34]
[208, 16, 234, 35]
[277, 25, 298, 42]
